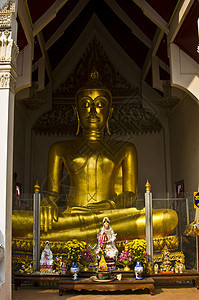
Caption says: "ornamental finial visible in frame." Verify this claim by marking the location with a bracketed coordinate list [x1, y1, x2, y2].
[34, 180, 40, 192]
[145, 180, 151, 192]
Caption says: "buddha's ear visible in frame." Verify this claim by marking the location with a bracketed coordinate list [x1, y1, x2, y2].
[72, 105, 80, 135]
[72, 105, 77, 116]
[109, 107, 114, 119]
[106, 107, 114, 136]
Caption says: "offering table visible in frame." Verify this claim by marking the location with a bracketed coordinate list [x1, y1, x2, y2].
[58, 277, 155, 296]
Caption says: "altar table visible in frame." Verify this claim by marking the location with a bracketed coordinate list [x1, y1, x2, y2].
[152, 270, 199, 288]
[58, 277, 155, 296]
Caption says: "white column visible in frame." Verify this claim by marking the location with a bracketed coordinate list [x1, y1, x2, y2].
[33, 181, 40, 272]
[0, 2, 19, 299]
[145, 180, 153, 262]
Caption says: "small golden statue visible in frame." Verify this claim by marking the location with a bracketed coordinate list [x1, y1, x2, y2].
[160, 245, 173, 273]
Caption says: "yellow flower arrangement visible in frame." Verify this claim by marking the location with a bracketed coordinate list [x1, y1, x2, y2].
[65, 239, 87, 264]
[125, 239, 147, 262]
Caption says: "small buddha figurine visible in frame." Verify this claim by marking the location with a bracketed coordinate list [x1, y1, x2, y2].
[40, 241, 54, 272]
[95, 217, 118, 270]
[12, 70, 178, 242]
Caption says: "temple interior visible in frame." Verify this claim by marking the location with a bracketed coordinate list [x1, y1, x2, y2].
[0, 0, 199, 298]
[13, 0, 199, 266]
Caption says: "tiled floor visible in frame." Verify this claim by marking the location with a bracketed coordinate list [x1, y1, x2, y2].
[12, 284, 199, 300]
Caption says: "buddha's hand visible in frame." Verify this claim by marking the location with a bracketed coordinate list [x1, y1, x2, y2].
[40, 192, 59, 232]
[114, 191, 136, 208]
[86, 200, 117, 211]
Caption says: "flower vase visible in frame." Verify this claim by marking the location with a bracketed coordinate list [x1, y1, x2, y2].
[70, 262, 79, 281]
[134, 261, 143, 280]
[81, 259, 90, 271]
[122, 262, 131, 271]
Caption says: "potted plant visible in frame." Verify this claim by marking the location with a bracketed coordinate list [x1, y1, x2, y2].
[80, 250, 93, 271]
[125, 239, 147, 263]
[65, 239, 86, 280]
[118, 250, 134, 271]
[65, 239, 86, 264]
[125, 239, 147, 279]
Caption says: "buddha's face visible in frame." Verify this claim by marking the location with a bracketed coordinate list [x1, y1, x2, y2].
[76, 89, 112, 131]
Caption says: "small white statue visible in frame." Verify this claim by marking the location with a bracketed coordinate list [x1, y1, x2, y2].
[175, 262, 179, 273]
[154, 263, 159, 274]
[179, 262, 184, 273]
[95, 217, 118, 270]
[40, 241, 54, 272]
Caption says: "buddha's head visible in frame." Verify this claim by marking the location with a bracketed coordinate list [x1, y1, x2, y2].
[75, 71, 113, 139]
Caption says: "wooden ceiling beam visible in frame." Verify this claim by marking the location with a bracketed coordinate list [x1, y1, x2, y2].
[132, 0, 169, 34]
[37, 32, 52, 82]
[141, 28, 164, 80]
[105, 0, 151, 48]
[18, 0, 34, 46]
[45, 0, 90, 50]
[33, 0, 69, 37]
[168, 0, 194, 44]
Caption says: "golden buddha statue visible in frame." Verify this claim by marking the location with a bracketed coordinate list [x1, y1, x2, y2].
[12, 71, 178, 242]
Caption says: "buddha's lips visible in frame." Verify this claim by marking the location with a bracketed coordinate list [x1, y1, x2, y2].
[87, 116, 100, 123]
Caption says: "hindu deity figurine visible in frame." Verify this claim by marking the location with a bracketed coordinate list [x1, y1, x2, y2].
[95, 217, 118, 270]
[40, 241, 54, 272]
[12, 70, 178, 242]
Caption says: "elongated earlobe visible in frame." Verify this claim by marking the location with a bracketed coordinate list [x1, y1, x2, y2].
[106, 107, 114, 136]
[73, 106, 80, 135]
[106, 120, 111, 135]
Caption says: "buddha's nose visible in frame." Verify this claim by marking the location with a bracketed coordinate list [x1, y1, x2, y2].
[90, 103, 97, 116]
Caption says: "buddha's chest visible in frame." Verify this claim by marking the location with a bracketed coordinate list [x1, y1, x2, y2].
[69, 153, 115, 176]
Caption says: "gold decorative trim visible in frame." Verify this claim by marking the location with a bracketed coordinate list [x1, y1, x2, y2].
[154, 251, 185, 264]
[153, 235, 179, 252]
[34, 180, 40, 192]
[145, 180, 151, 192]
[54, 37, 139, 99]
[12, 235, 179, 254]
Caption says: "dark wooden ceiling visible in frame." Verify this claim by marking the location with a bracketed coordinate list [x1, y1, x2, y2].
[17, 0, 199, 90]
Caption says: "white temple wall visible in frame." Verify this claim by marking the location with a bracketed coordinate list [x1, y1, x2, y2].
[136, 131, 165, 197]
[169, 94, 199, 196]
[13, 105, 26, 193]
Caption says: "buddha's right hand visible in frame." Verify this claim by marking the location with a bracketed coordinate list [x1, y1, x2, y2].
[40, 193, 59, 232]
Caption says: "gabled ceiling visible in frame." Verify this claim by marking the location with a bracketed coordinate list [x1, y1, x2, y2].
[16, 0, 199, 110]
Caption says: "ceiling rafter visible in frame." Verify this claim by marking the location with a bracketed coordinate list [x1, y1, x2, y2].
[168, 0, 195, 43]
[45, 0, 90, 51]
[104, 0, 151, 49]
[141, 28, 164, 80]
[132, 0, 169, 34]
[37, 32, 52, 82]
[18, 0, 34, 46]
[33, 0, 69, 37]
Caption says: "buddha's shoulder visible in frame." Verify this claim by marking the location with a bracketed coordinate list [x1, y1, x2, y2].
[49, 139, 84, 152]
[104, 139, 137, 152]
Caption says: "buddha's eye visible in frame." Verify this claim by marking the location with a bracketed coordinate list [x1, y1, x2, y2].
[81, 100, 90, 108]
[96, 100, 106, 108]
